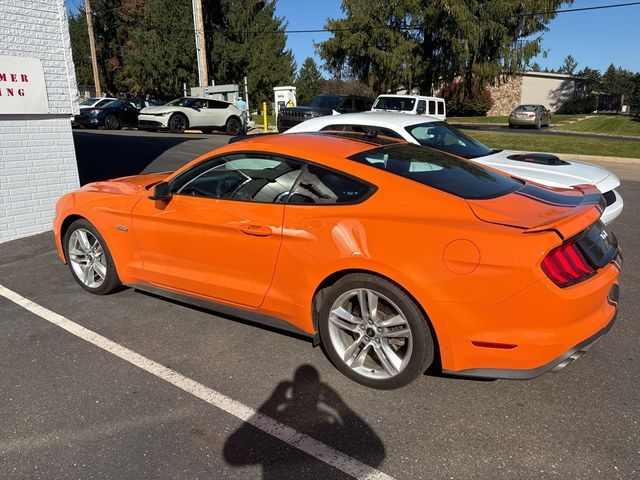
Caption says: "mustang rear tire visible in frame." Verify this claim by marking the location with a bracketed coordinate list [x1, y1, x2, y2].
[63, 219, 121, 295]
[318, 273, 434, 389]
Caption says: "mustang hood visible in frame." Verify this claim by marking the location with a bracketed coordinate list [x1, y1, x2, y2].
[81, 172, 172, 195]
[479, 150, 619, 193]
[467, 183, 604, 239]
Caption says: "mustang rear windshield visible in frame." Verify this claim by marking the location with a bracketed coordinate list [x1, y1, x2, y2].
[348, 144, 523, 199]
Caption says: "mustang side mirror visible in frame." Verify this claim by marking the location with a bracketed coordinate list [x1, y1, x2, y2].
[149, 181, 172, 201]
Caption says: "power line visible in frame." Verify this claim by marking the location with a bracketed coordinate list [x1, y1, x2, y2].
[85, 1, 640, 35]
[186, 1, 640, 35]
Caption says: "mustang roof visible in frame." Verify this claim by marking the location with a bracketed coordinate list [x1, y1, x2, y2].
[227, 132, 400, 157]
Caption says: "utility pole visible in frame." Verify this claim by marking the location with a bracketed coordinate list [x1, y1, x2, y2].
[191, 0, 209, 87]
[85, 0, 101, 97]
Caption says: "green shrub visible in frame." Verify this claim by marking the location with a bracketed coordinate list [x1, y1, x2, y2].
[440, 81, 493, 117]
[629, 74, 640, 118]
[560, 95, 597, 114]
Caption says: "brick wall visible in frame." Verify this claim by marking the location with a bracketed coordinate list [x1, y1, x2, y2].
[0, 0, 80, 243]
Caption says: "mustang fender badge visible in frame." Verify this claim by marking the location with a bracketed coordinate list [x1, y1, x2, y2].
[115, 224, 129, 232]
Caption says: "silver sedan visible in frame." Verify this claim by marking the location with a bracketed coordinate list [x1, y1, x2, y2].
[508, 104, 551, 129]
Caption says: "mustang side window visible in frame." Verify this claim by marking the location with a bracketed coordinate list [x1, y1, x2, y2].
[287, 164, 373, 205]
[176, 154, 303, 203]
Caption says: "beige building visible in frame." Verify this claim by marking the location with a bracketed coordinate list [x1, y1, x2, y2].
[487, 71, 589, 115]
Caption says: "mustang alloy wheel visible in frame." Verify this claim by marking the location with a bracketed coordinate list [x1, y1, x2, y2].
[319, 273, 434, 389]
[64, 219, 121, 295]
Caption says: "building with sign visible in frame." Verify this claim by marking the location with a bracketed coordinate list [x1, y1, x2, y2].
[0, 0, 80, 243]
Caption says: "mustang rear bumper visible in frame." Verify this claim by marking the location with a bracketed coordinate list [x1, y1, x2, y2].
[442, 283, 620, 380]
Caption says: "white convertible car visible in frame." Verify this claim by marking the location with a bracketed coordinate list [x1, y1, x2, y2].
[286, 112, 623, 224]
[138, 97, 244, 135]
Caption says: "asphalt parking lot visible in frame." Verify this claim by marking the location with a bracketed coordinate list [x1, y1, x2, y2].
[1, 130, 638, 479]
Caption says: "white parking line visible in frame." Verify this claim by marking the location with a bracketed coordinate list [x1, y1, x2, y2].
[0, 284, 394, 480]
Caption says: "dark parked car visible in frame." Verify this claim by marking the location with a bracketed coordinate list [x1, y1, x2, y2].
[75, 98, 158, 130]
[277, 94, 373, 132]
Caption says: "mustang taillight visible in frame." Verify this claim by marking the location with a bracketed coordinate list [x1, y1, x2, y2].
[542, 242, 595, 287]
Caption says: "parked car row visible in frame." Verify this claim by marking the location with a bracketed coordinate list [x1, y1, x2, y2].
[73, 96, 245, 135]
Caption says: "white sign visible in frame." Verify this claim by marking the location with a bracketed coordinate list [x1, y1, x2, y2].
[0, 56, 49, 114]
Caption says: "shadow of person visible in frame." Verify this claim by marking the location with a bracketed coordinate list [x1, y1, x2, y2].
[223, 365, 385, 479]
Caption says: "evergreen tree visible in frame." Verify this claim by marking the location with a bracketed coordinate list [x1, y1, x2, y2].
[577, 67, 601, 82]
[317, 0, 573, 96]
[205, 0, 295, 108]
[295, 57, 323, 105]
[123, 0, 197, 96]
[601, 64, 635, 98]
[530, 62, 542, 72]
[68, 8, 93, 86]
[629, 73, 640, 117]
[89, 0, 133, 93]
[558, 54, 578, 74]
[318, 0, 421, 94]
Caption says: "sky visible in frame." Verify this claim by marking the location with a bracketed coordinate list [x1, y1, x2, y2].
[274, 0, 640, 75]
[65, 0, 640, 75]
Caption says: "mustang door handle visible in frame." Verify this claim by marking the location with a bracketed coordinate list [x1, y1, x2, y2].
[239, 225, 273, 237]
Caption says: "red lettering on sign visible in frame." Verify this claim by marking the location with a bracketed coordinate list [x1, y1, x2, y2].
[0, 73, 6, 82]
[20, 74, 29, 82]
[6, 88, 14, 96]
[10, 74, 17, 82]
[18, 88, 25, 96]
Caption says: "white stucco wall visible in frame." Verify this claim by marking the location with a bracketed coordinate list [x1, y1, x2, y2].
[521, 75, 575, 112]
[0, 0, 80, 243]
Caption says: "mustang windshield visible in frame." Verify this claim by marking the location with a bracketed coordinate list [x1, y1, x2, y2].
[309, 95, 344, 109]
[405, 121, 495, 159]
[349, 144, 522, 200]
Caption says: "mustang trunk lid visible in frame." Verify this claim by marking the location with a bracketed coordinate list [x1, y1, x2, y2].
[467, 183, 604, 239]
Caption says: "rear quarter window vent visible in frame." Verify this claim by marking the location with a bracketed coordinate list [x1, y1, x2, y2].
[506, 153, 570, 166]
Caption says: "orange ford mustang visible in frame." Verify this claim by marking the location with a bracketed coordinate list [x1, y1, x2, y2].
[53, 134, 621, 389]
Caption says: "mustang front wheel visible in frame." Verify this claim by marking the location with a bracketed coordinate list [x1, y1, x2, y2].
[319, 274, 434, 389]
[64, 219, 121, 295]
